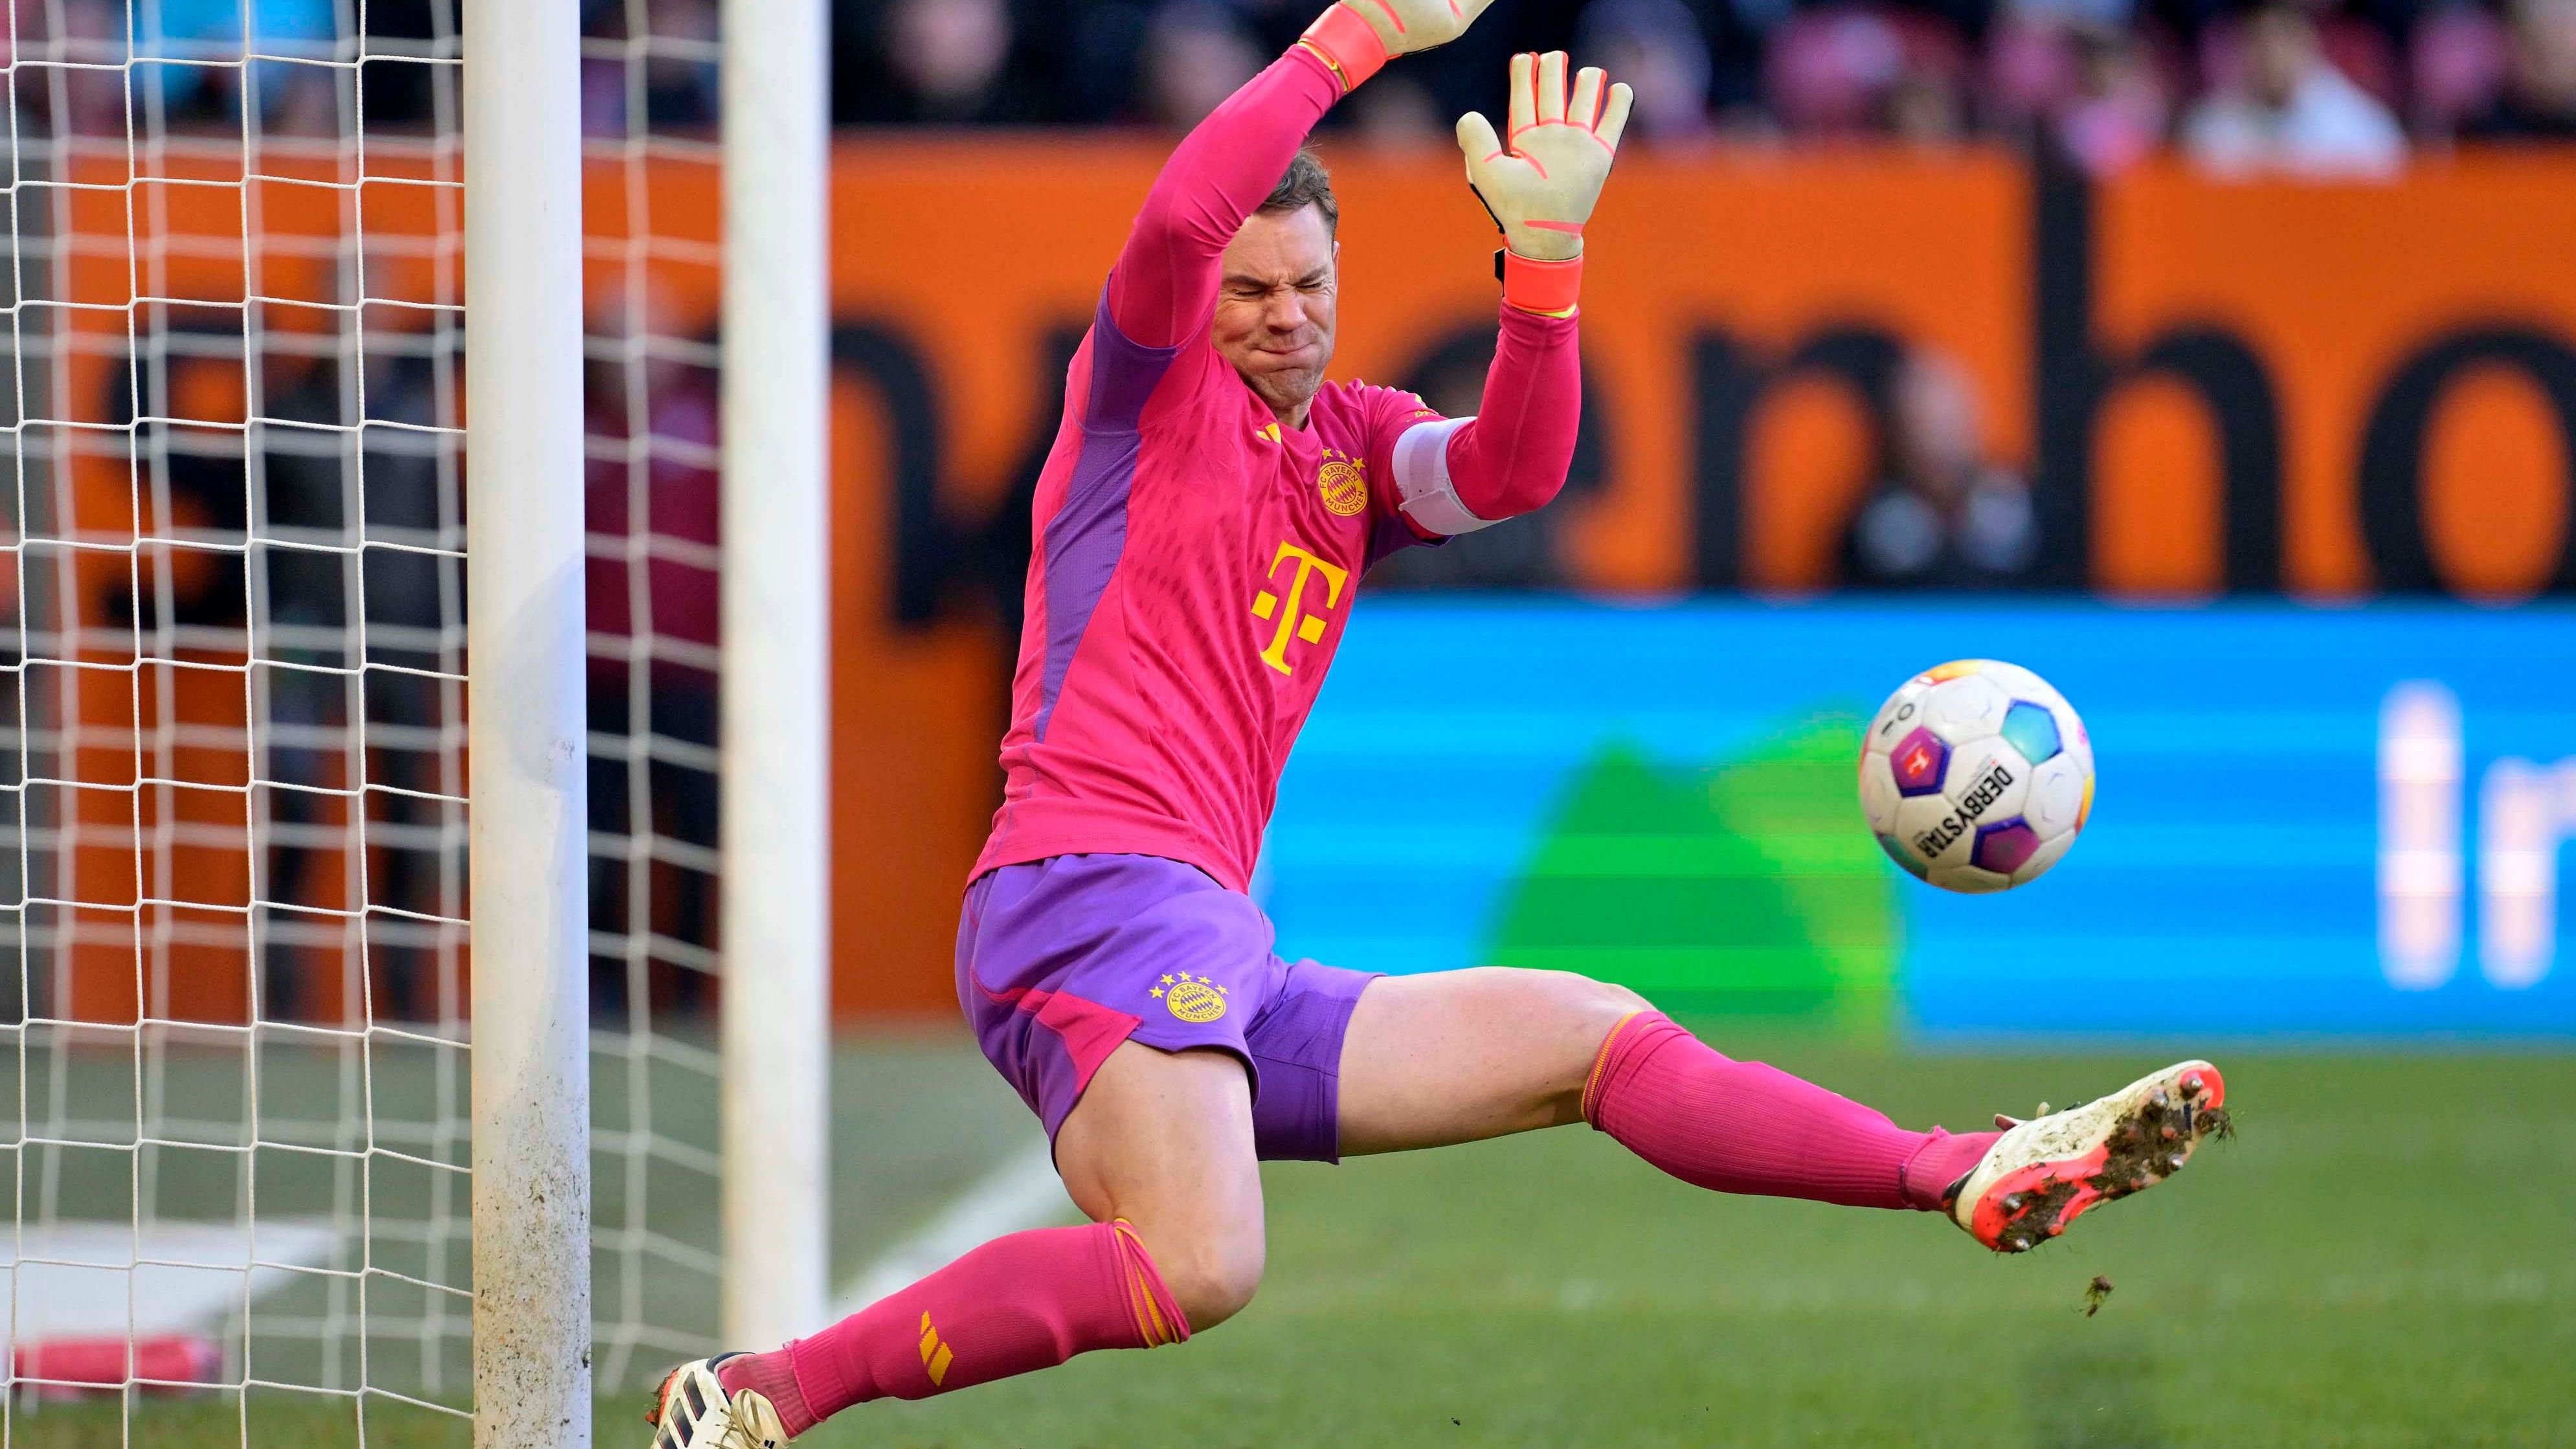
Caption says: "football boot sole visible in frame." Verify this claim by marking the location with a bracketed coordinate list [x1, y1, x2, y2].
[1950, 1060, 2230, 1254]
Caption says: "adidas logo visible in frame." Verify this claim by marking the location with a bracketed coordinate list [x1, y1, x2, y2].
[917, 1311, 953, 1386]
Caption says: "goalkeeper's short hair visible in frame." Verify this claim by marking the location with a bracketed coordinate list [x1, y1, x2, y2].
[1261, 151, 1339, 237]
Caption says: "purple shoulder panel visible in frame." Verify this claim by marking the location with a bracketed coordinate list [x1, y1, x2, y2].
[1086, 286, 1185, 429]
[1033, 291, 1185, 741]
[1364, 511, 1444, 570]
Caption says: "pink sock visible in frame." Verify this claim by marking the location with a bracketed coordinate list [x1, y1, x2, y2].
[1582, 1012, 1996, 1212]
[717, 1221, 1187, 1436]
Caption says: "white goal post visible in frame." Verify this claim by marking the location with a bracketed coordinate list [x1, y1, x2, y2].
[464, 0, 592, 1444]
[717, 0, 833, 1357]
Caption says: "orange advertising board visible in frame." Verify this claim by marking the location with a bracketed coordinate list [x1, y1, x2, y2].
[2088, 155, 2576, 596]
[833, 142, 2576, 1015]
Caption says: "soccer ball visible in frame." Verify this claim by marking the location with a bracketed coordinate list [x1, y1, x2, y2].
[1858, 659, 2094, 893]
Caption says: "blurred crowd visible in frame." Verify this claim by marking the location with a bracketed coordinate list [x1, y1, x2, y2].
[818, 0, 2576, 173]
[7, 0, 2570, 174]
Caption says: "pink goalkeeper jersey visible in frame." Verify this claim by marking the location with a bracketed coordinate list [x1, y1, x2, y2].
[972, 306, 1442, 893]
[972, 45, 1580, 894]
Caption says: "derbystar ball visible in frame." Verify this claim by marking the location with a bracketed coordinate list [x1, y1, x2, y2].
[1858, 659, 2094, 893]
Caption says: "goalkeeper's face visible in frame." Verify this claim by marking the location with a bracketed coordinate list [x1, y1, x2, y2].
[1213, 203, 1339, 423]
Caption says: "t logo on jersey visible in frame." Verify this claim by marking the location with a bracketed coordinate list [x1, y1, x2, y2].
[1251, 540, 1349, 676]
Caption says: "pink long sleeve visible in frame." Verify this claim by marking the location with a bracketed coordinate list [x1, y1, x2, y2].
[1442, 304, 1583, 522]
[1106, 47, 1343, 348]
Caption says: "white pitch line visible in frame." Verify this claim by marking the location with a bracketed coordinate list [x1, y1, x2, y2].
[5, 1219, 341, 1339]
[831, 1143, 1077, 1318]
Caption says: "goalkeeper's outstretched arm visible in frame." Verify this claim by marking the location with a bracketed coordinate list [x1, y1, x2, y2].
[1106, 0, 1497, 350]
[1394, 52, 1634, 537]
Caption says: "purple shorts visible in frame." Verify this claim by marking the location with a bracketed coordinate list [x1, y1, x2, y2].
[956, 853, 1380, 1163]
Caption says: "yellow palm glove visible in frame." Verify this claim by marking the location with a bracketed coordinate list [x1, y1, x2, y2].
[1455, 52, 1633, 312]
[1301, 0, 1500, 91]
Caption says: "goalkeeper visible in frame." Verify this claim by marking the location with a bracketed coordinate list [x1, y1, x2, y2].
[653, 5, 2228, 1444]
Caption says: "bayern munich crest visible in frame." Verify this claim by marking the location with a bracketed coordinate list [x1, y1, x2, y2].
[1317, 456, 1367, 517]
[1153, 972, 1230, 1023]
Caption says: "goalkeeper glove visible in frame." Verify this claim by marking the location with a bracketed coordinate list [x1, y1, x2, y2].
[1299, 0, 1500, 92]
[1455, 52, 1633, 315]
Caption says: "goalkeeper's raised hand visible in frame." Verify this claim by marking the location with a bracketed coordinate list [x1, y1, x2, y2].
[1456, 52, 1633, 313]
[1299, 0, 1500, 91]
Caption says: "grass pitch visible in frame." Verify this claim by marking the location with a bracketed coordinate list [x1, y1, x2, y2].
[17, 1040, 2575, 1447]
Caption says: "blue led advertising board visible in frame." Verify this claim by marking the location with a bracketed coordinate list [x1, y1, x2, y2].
[1259, 600, 2576, 1038]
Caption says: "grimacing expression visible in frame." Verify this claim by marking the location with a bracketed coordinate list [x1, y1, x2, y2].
[1211, 204, 1338, 421]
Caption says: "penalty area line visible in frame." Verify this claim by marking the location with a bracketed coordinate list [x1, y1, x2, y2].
[831, 1141, 1076, 1318]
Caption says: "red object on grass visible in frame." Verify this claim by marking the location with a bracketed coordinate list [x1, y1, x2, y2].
[14, 1335, 220, 1395]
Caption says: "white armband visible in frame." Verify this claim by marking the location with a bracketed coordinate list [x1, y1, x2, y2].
[1391, 416, 1497, 537]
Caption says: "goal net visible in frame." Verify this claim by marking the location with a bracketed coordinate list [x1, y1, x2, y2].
[1, 1, 785, 1439]
[578, 0, 730, 1396]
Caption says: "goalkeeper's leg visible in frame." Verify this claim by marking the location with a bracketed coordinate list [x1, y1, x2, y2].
[1336, 969, 2224, 1250]
[1336, 967, 1997, 1204]
[651, 1044, 1252, 1446]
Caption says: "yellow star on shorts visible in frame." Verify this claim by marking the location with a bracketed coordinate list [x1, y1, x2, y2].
[1159, 974, 1174, 985]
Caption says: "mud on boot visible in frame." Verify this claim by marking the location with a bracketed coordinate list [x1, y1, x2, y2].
[1948, 1061, 2232, 1254]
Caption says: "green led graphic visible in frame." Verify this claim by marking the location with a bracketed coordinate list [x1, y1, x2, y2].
[1483, 713, 1900, 1031]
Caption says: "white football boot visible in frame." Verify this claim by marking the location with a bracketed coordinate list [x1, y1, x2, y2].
[1947, 1060, 2230, 1253]
[647, 1355, 790, 1449]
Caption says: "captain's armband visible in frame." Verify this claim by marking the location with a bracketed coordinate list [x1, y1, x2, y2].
[1391, 417, 1496, 537]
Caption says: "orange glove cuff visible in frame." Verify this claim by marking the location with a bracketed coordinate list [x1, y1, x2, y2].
[1299, 5, 1388, 91]
[1499, 251, 1582, 315]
